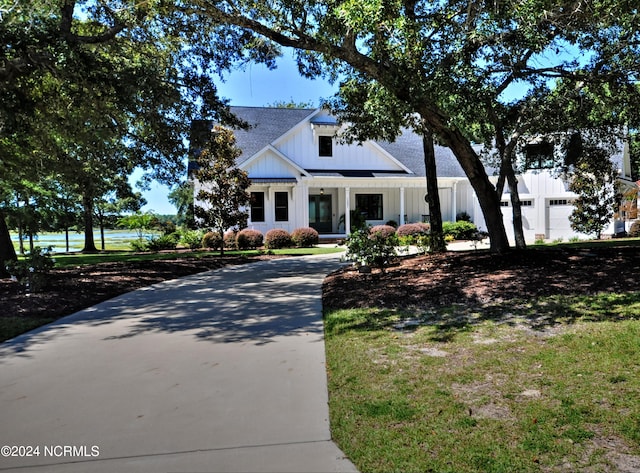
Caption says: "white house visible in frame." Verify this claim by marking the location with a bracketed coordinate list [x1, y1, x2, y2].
[191, 107, 636, 243]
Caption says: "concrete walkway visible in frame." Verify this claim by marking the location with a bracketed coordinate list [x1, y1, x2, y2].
[0, 253, 357, 473]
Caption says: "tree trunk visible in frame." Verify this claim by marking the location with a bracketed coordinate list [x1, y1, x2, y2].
[497, 151, 527, 249]
[81, 193, 98, 253]
[421, 125, 447, 253]
[217, 225, 224, 256]
[507, 170, 527, 249]
[18, 222, 24, 254]
[100, 221, 106, 251]
[427, 119, 510, 252]
[0, 210, 17, 277]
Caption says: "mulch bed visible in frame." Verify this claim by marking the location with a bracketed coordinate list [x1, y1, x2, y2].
[323, 245, 640, 311]
[3, 245, 639, 325]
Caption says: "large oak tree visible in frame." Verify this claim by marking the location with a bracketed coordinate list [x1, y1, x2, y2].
[188, 0, 640, 252]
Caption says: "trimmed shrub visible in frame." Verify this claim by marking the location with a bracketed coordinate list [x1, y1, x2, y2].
[224, 231, 238, 249]
[442, 220, 478, 240]
[202, 231, 222, 249]
[265, 229, 292, 249]
[629, 221, 640, 238]
[396, 223, 431, 247]
[236, 228, 264, 249]
[370, 225, 397, 238]
[396, 223, 430, 238]
[291, 227, 319, 247]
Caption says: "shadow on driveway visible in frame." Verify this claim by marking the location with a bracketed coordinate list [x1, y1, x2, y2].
[0, 255, 346, 357]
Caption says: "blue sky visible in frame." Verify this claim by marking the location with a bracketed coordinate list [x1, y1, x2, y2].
[138, 52, 338, 215]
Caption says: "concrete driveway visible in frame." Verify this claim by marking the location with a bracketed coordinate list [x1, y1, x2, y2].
[0, 253, 357, 473]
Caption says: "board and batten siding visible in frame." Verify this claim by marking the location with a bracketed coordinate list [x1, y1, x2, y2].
[277, 126, 407, 172]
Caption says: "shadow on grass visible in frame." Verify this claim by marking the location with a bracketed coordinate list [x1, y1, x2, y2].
[325, 292, 640, 342]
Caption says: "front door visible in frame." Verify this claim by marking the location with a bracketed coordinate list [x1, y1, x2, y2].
[309, 195, 332, 233]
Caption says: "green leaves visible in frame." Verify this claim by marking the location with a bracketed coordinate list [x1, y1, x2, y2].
[193, 126, 250, 254]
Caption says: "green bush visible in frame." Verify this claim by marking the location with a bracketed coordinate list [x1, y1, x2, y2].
[442, 220, 478, 240]
[236, 229, 263, 249]
[346, 226, 398, 272]
[265, 229, 292, 249]
[130, 239, 149, 252]
[202, 231, 222, 249]
[291, 227, 319, 247]
[147, 233, 179, 251]
[5, 246, 55, 292]
[179, 229, 203, 250]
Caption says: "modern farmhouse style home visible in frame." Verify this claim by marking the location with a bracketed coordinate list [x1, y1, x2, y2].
[191, 107, 636, 243]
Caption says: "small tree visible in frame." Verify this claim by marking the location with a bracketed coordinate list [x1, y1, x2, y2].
[569, 142, 620, 239]
[194, 126, 251, 255]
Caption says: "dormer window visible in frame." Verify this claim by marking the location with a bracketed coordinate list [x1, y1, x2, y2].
[525, 141, 554, 170]
[319, 136, 333, 157]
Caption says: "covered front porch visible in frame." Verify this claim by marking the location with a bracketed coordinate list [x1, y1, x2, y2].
[303, 178, 464, 236]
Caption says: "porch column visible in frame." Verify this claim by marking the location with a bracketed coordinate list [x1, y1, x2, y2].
[345, 187, 351, 234]
[301, 182, 309, 228]
[399, 187, 405, 225]
[452, 182, 458, 221]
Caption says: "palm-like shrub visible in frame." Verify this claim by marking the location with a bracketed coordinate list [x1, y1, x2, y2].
[236, 229, 264, 249]
[291, 227, 319, 247]
[265, 229, 292, 249]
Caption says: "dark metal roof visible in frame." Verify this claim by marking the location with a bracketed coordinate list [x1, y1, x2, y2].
[250, 178, 298, 184]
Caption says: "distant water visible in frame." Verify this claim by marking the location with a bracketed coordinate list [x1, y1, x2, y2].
[10, 230, 154, 253]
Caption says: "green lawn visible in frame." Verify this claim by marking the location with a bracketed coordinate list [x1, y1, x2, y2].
[50, 246, 343, 267]
[324, 294, 640, 472]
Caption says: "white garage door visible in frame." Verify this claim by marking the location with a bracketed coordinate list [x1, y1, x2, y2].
[546, 199, 575, 240]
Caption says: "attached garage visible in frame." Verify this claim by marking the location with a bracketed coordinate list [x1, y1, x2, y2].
[546, 199, 577, 240]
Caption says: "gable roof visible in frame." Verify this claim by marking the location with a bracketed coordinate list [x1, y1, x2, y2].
[191, 107, 467, 178]
[229, 107, 317, 165]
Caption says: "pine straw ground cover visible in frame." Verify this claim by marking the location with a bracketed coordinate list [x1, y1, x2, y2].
[322, 243, 640, 473]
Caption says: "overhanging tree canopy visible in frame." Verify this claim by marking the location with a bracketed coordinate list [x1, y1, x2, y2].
[187, 0, 640, 252]
[0, 0, 272, 268]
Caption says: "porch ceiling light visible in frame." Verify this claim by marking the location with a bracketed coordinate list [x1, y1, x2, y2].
[320, 188, 324, 195]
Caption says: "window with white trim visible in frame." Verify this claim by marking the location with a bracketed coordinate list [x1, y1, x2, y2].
[274, 192, 288, 221]
[319, 136, 333, 157]
[250, 192, 265, 222]
[356, 194, 383, 220]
